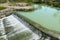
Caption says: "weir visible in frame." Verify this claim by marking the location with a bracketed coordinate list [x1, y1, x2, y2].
[0, 14, 51, 40]
[0, 2, 60, 40]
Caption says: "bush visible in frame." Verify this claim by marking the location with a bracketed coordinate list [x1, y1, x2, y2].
[0, 7, 6, 10]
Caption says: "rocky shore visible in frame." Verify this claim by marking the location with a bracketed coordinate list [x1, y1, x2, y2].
[0, 3, 35, 19]
[0, 8, 15, 19]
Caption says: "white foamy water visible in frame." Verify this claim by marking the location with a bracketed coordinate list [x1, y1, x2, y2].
[0, 19, 8, 40]
[0, 14, 50, 40]
[4, 15, 42, 40]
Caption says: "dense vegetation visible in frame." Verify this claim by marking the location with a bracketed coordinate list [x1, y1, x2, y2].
[41, 0, 60, 8]
[0, 0, 60, 8]
[9, 0, 60, 8]
[0, 6, 6, 10]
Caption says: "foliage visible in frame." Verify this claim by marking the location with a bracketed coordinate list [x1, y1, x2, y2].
[0, 7, 6, 10]
[0, 0, 60, 8]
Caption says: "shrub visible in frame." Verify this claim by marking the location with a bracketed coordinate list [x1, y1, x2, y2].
[0, 7, 6, 10]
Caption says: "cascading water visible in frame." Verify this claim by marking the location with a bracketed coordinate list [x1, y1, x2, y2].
[0, 19, 8, 40]
[4, 14, 42, 40]
[0, 13, 51, 40]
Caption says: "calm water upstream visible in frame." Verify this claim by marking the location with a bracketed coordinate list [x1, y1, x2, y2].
[15, 4, 60, 39]
[17, 4, 60, 33]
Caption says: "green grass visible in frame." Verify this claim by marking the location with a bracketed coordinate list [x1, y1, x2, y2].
[0, 6, 6, 10]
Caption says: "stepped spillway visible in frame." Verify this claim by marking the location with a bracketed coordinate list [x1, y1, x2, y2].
[0, 14, 51, 40]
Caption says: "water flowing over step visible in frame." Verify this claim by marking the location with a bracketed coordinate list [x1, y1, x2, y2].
[0, 19, 8, 40]
[0, 14, 51, 40]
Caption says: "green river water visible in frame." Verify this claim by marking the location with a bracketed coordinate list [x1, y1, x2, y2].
[17, 4, 60, 33]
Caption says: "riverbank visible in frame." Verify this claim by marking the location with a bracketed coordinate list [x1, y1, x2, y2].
[44, 2, 60, 8]
[0, 3, 35, 19]
[38, 4, 60, 10]
[33, 1, 60, 8]
[0, 7, 15, 19]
